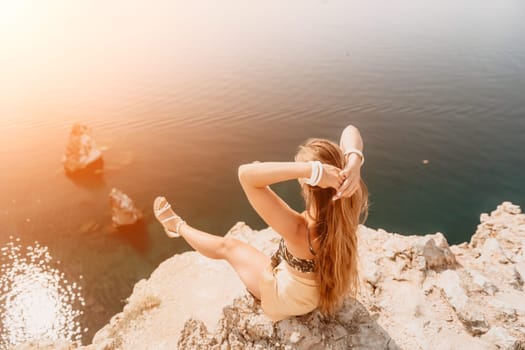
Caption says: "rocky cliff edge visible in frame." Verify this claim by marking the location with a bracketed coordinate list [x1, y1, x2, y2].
[12, 202, 525, 350]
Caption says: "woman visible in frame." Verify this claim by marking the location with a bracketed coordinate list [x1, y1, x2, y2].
[153, 124, 369, 321]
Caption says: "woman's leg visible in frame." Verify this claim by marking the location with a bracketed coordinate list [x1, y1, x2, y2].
[154, 197, 270, 299]
[184, 225, 270, 299]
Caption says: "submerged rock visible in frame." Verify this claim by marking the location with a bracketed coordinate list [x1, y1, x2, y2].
[109, 188, 143, 227]
[62, 123, 103, 174]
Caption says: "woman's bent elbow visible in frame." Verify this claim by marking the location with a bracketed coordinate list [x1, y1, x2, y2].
[238, 162, 260, 183]
[238, 164, 248, 183]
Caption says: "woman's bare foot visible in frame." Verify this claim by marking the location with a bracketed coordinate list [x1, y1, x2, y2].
[153, 196, 185, 238]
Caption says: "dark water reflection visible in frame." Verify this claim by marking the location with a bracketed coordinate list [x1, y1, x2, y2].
[1, 0, 525, 344]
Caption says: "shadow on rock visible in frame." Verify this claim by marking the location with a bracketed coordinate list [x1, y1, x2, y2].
[178, 294, 400, 350]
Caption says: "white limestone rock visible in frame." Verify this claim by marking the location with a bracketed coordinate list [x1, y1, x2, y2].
[9, 202, 525, 350]
[457, 308, 490, 336]
[500, 202, 522, 215]
[480, 238, 510, 264]
[463, 269, 499, 296]
[514, 262, 525, 287]
[419, 234, 457, 270]
[481, 326, 525, 350]
[434, 270, 468, 311]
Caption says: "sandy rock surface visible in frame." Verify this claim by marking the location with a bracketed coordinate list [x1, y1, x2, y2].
[11, 202, 525, 349]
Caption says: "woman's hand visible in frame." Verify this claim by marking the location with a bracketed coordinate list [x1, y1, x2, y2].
[316, 164, 345, 190]
[332, 158, 362, 201]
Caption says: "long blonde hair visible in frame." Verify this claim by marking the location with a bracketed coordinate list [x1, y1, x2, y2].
[295, 138, 369, 315]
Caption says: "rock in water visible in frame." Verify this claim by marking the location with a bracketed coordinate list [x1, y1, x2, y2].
[62, 123, 103, 173]
[109, 188, 143, 227]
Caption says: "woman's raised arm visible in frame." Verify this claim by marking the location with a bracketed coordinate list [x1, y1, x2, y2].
[335, 124, 365, 200]
[339, 124, 364, 167]
[238, 162, 310, 188]
[238, 162, 310, 241]
[238, 161, 344, 240]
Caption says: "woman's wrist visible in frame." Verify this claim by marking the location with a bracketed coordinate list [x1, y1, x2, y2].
[344, 153, 362, 169]
[298, 161, 314, 179]
[303, 161, 323, 186]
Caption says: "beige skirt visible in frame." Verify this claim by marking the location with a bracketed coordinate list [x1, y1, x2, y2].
[259, 260, 320, 322]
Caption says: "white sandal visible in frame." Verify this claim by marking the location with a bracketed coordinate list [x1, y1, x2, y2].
[153, 197, 186, 238]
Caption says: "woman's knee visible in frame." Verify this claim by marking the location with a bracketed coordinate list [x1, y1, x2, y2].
[219, 236, 239, 258]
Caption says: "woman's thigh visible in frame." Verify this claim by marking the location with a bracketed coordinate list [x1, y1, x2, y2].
[222, 237, 271, 300]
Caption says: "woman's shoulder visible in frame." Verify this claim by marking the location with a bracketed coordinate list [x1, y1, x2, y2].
[286, 211, 308, 242]
[283, 211, 318, 259]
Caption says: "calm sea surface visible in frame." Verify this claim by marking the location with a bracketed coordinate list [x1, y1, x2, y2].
[1, 0, 524, 345]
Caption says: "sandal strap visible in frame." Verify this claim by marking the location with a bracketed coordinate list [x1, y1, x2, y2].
[165, 229, 180, 238]
[160, 214, 180, 224]
[175, 220, 186, 234]
[155, 202, 172, 216]
[165, 229, 181, 238]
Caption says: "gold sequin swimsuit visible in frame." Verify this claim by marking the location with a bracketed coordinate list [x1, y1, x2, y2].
[270, 225, 316, 273]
